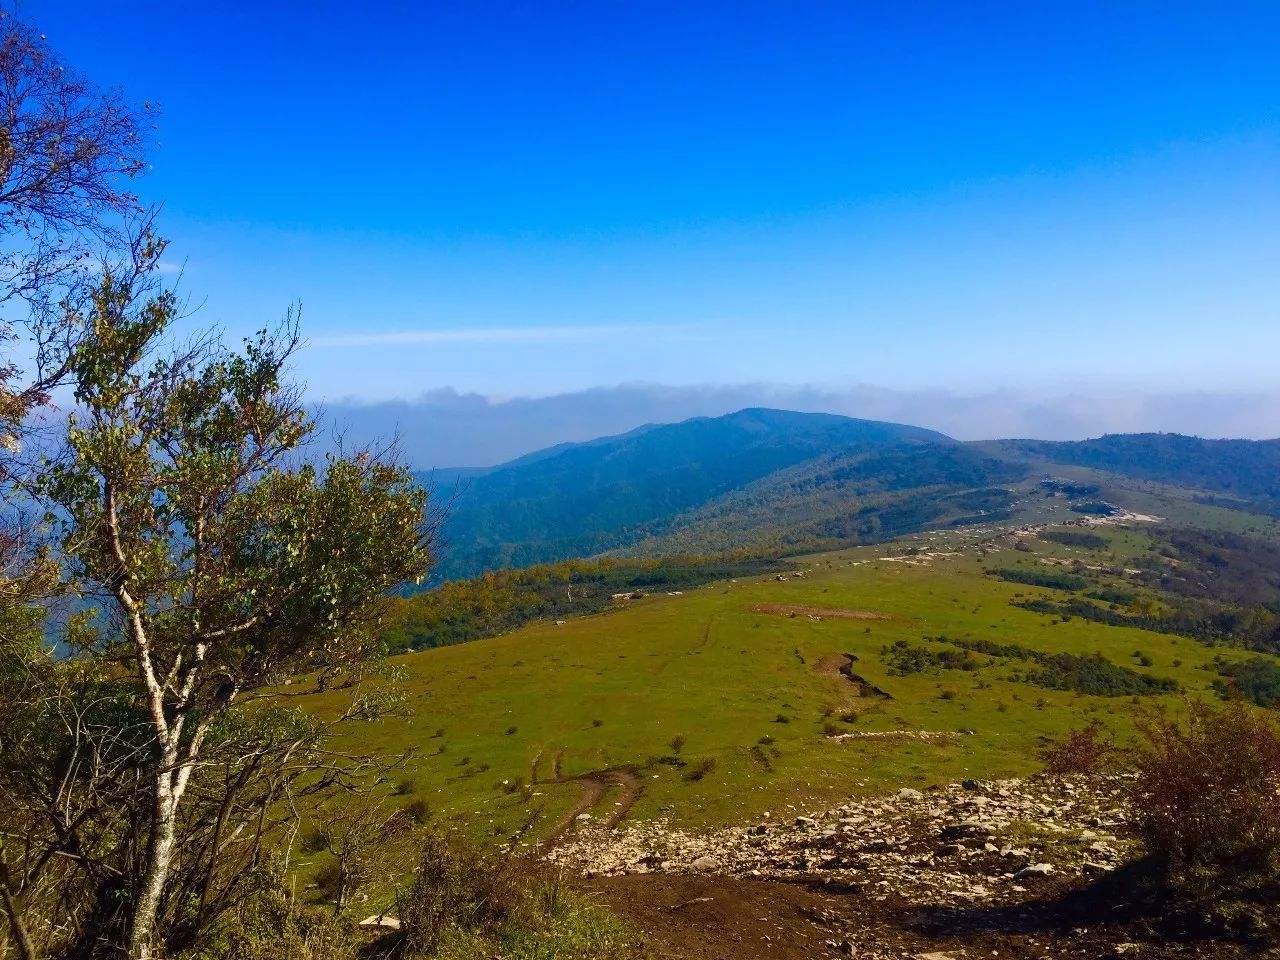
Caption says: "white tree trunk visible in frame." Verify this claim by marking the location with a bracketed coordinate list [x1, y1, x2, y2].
[128, 776, 180, 959]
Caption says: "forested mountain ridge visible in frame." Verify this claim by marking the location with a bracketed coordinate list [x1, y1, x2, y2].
[425, 408, 951, 578]
[423, 412, 1280, 581]
[643, 442, 1029, 556]
[996, 433, 1280, 505]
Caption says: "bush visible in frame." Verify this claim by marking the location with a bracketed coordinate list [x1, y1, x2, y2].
[192, 882, 361, 960]
[1129, 702, 1280, 906]
[1214, 657, 1280, 708]
[396, 838, 640, 960]
[990, 567, 1089, 591]
[682, 757, 717, 782]
[1040, 529, 1109, 550]
[398, 833, 519, 955]
[432, 874, 641, 960]
[1039, 722, 1116, 775]
[882, 639, 979, 676]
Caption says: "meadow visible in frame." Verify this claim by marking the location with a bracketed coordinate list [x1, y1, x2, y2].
[304, 518, 1276, 853]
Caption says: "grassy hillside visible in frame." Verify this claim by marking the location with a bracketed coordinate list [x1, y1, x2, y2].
[302, 516, 1280, 858]
[427, 408, 951, 579]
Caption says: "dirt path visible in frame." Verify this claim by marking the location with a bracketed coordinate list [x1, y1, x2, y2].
[537, 777, 607, 856]
[533, 754, 645, 853]
[813, 652, 893, 702]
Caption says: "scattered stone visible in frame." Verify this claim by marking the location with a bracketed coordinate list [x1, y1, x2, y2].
[545, 773, 1132, 911]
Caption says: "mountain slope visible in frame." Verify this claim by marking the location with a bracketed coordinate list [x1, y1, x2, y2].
[997, 434, 1280, 506]
[646, 443, 1030, 556]
[430, 408, 951, 578]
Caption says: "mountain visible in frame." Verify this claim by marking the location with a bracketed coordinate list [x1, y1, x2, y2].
[644, 442, 1030, 556]
[998, 434, 1280, 507]
[424, 413, 1280, 582]
[426, 408, 951, 578]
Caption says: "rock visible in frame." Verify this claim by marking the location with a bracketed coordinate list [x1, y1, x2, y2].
[1014, 862, 1055, 878]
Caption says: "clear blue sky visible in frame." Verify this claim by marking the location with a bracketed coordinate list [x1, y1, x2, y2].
[31, 1, 1280, 400]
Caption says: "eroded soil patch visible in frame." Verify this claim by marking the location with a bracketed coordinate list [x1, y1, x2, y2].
[752, 603, 894, 621]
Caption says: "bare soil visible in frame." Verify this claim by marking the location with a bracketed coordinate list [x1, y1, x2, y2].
[751, 604, 894, 621]
[587, 870, 1260, 960]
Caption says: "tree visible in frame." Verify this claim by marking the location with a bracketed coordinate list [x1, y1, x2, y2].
[0, 12, 150, 957]
[12, 235, 431, 958]
[0, 10, 149, 308]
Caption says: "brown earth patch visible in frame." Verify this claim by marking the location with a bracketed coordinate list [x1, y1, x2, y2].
[752, 603, 894, 621]
[587, 871, 1251, 960]
[814, 652, 893, 701]
[534, 757, 646, 853]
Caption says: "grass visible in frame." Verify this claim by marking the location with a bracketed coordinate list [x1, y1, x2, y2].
[301, 521, 1277, 853]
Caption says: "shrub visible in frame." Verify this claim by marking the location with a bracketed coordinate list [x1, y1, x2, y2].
[1040, 529, 1109, 550]
[990, 567, 1088, 591]
[432, 874, 640, 960]
[1214, 657, 1280, 708]
[398, 833, 520, 956]
[939, 636, 1178, 696]
[882, 639, 979, 676]
[682, 757, 717, 782]
[1129, 702, 1280, 901]
[1088, 586, 1137, 605]
[195, 884, 361, 960]
[1039, 722, 1116, 775]
[1028, 652, 1176, 696]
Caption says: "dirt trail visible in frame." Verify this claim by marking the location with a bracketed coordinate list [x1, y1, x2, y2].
[814, 652, 893, 701]
[533, 753, 645, 853]
[537, 777, 608, 855]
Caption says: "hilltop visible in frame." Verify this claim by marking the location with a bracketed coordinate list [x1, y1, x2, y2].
[425, 408, 950, 579]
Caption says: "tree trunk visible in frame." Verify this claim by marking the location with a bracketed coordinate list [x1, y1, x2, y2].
[127, 782, 179, 960]
[1, 886, 38, 960]
[0, 855, 39, 960]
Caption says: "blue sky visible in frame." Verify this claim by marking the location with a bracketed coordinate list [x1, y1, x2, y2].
[31, 1, 1280, 401]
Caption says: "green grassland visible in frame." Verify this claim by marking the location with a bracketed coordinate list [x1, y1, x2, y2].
[302, 519, 1278, 852]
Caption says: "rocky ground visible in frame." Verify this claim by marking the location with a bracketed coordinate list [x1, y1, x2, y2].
[550, 774, 1132, 906]
[553, 775, 1259, 958]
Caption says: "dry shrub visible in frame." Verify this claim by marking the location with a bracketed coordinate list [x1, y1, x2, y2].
[192, 883, 360, 960]
[1039, 721, 1116, 775]
[397, 832, 519, 955]
[1130, 701, 1280, 904]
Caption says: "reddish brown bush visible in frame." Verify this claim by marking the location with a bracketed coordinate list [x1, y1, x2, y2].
[1129, 701, 1280, 890]
[1038, 721, 1117, 775]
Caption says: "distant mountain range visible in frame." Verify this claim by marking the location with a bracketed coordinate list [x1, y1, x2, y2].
[419, 408, 1280, 581]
